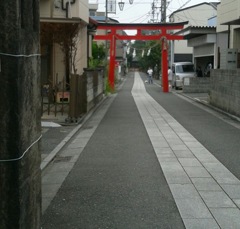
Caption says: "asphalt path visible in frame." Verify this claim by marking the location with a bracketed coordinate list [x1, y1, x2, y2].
[42, 72, 185, 228]
[142, 73, 240, 181]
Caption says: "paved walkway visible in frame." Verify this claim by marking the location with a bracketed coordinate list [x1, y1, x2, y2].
[42, 72, 240, 228]
[133, 72, 240, 228]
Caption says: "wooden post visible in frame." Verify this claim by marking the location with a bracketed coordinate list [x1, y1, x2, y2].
[0, 1, 42, 228]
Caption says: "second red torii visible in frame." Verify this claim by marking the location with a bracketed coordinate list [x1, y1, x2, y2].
[94, 22, 187, 92]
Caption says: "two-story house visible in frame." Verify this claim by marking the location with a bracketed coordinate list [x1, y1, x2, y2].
[169, 2, 218, 67]
[40, 0, 89, 91]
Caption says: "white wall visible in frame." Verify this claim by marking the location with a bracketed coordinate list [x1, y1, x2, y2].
[218, 0, 240, 25]
[74, 26, 88, 74]
[171, 3, 217, 26]
[40, 0, 89, 23]
[174, 40, 192, 54]
[53, 43, 65, 86]
[40, 0, 52, 18]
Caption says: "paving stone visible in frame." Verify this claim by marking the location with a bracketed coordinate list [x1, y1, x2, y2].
[156, 153, 176, 159]
[183, 218, 220, 229]
[184, 167, 211, 178]
[171, 145, 189, 151]
[221, 184, 240, 199]
[185, 141, 204, 148]
[175, 197, 212, 219]
[210, 172, 240, 185]
[199, 191, 236, 208]
[178, 158, 202, 167]
[169, 184, 199, 199]
[164, 171, 191, 184]
[157, 157, 179, 162]
[211, 208, 240, 228]
[233, 199, 240, 208]
[160, 162, 184, 173]
[203, 162, 230, 173]
[191, 178, 222, 191]
[154, 147, 173, 154]
[174, 150, 195, 158]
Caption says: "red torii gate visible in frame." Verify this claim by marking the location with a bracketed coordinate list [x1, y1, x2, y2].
[94, 22, 187, 93]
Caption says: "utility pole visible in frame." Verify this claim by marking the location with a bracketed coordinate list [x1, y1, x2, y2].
[161, 0, 166, 22]
[149, 0, 161, 23]
[0, 1, 42, 228]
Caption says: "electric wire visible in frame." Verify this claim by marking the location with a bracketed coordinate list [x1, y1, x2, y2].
[0, 135, 42, 162]
[0, 52, 41, 58]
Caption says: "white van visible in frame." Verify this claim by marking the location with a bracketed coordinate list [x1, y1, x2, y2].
[172, 62, 196, 89]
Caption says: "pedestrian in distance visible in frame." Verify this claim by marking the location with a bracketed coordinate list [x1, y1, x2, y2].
[147, 67, 153, 84]
[168, 66, 173, 87]
[197, 66, 203, 77]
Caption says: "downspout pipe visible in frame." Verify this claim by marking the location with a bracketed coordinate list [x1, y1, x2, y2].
[61, 0, 76, 18]
[228, 25, 230, 49]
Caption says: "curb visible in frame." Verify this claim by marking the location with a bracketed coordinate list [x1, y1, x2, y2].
[40, 95, 109, 171]
[176, 92, 240, 123]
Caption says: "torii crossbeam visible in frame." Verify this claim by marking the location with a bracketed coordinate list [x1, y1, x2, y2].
[94, 22, 187, 93]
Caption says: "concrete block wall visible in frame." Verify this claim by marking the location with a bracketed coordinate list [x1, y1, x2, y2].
[85, 69, 104, 112]
[183, 77, 211, 93]
[209, 69, 240, 117]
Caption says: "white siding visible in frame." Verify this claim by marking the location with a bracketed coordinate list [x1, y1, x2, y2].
[218, 0, 240, 25]
[194, 44, 214, 57]
[174, 40, 192, 54]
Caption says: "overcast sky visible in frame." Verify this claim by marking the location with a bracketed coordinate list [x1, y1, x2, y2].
[91, 0, 220, 34]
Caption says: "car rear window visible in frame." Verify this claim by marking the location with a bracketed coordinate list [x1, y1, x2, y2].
[176, 65, 194, 73]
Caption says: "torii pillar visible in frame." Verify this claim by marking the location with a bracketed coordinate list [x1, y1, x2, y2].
[108, 30, 116, 91]
[161, 37, 169, 92]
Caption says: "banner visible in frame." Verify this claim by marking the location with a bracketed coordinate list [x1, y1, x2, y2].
[107, 0, 116, 14]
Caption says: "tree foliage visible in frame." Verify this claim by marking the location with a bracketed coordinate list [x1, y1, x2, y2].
[89, 42, 105, 68]
[127, 40, 162, 73]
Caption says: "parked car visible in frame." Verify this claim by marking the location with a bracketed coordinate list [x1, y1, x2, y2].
[172, 62, 196, 89]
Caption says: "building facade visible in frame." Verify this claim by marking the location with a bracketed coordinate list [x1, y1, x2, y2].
[169, 2, 218, 64]
[40, 0, 89, 89]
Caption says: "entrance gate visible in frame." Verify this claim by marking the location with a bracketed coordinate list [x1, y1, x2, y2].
[94, 22, 187, 92]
